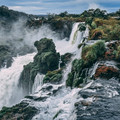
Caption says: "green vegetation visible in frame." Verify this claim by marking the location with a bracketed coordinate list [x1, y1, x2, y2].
[82, 40, 106, 65]
[88, 18, 120, 41]
[66, 59, 84, 88]
[43, 69, 62, 84]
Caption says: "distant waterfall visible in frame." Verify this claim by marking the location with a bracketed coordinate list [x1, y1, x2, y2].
[0, 53, 35, 109]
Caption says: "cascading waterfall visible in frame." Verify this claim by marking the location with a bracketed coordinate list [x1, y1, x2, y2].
[0, 22, 89, 119]
[0, 53, 35, 109]
[30, 22, 89, 120]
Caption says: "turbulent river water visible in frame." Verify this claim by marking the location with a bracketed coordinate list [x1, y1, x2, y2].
[0, 22, 120, 120]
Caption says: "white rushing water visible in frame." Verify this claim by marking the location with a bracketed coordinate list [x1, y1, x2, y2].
[0, 22, 89, 119]
[30, 23, 89, 120]
[0, 53, 35, 109]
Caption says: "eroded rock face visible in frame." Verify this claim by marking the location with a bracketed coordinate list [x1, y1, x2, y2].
[94, 65, 119, 79]
[75, 79, 120, 120]
[19, 38, 60, 94]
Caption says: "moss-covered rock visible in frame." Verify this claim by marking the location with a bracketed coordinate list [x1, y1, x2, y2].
[19, 38, 60, 94]
[66, 59, 85, 88]
[43, 69, 62, 84]
[34, 38, 56, 54]
[0, 102, 37, 120]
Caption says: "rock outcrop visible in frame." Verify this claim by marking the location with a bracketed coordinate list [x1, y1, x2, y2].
[19, 38, 60, 94]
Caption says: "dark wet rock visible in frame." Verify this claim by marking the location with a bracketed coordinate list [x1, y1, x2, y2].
[52, 86, 63, 95]
[0, 45, 13, 68]
[41, 85, 53, 91]
[34, 96, 48, 101]
[75, 79, 120, 120]
[76, 97, 120, 120]
[0, 102, 38, 120]
[19, 38, 60, 95]
[25, 95, 48, 102]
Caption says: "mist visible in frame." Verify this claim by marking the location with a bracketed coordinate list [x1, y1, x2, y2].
[0, 18, 63, 56]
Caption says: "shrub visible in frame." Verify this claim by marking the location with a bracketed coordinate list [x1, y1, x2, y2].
[82, 40, 106, 65]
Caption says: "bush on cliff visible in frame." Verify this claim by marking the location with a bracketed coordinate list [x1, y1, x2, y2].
[82, 40, 106, 66]
[88, 18, 120, 41]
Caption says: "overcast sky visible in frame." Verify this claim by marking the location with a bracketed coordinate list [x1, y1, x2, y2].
[0, 0, 120, 15]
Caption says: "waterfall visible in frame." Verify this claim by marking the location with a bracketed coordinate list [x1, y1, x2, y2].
[32, 73, 45, 94]
[0, 53, 35, 109]
[31, 23, 89, 120]
[0, 22, 89, 119]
